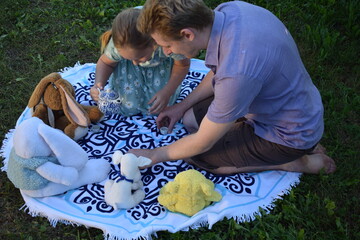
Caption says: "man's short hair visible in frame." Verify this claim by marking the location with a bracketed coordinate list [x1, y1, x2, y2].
[137, 0, 213, 40]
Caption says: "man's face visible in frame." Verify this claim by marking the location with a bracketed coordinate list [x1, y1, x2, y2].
[151, 31, 199, 59]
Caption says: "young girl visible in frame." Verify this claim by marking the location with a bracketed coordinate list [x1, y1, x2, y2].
[90, 8, 190, 116]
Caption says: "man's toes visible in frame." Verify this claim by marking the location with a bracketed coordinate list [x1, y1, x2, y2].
[325, 157, 336, 174]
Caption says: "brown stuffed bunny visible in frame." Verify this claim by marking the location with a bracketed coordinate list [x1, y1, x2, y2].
[28, 72, 103, 140]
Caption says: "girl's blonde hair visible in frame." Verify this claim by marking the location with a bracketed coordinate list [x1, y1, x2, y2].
[100, 8, 155, 53]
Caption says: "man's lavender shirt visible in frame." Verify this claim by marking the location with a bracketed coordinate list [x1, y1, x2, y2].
[205, 1, 323, 149]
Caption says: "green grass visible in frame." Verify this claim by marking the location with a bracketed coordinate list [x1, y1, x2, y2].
[0, 0, 359, 239]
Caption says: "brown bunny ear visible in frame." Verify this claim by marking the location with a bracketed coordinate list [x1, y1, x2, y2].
[28, 73, 62, 107]
[58, 85, 90, 127]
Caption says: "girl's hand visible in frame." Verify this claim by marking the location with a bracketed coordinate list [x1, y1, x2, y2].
[90, 85, 103, 102]
[148, 88, 171, 114]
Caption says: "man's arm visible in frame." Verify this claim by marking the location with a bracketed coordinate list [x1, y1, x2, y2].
[176, 70, 214, 111]
[130, 115, 235, 166]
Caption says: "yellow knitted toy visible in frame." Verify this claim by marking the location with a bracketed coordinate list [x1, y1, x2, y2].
[158, 169, 222, 216]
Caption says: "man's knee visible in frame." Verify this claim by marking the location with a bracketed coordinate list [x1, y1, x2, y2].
[183, 108, 199, 133]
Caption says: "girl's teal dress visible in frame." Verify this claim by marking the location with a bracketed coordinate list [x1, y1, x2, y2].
[103, 38, 186, 116]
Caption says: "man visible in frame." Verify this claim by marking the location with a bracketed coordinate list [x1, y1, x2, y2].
[129, 0, 336, 175]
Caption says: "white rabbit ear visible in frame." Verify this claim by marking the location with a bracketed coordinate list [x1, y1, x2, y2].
[38, 123, 87, 170]
[112, 151, 124, 165]
[137, 156, 152, 167]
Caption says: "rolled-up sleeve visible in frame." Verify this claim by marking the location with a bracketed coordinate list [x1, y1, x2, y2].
[103, 38, 123, 62]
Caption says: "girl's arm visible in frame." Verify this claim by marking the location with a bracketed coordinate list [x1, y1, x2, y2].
[163, 58, 190, 96]
[90, 54, 118, 102]
[148, 58, 190, 114]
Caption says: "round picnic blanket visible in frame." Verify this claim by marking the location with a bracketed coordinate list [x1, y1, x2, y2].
[1, 59, 301, 240]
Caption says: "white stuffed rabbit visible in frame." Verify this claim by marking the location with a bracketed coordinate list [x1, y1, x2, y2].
[104, 151, 151, 210]
[6, 117, 110, 197]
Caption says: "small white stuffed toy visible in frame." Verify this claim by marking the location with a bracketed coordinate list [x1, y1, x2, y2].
[6, 117, 110, 197]
[104, 151, 151, 210]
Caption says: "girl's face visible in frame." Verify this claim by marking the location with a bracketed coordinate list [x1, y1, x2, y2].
[117, 45, 155, 66]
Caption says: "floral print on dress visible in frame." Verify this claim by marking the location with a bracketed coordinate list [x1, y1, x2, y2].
[154, 77, 161, 87]
[123, 83, 134, 94]
[124, 101, 134, 109]
[134, 79, 141, 88]
[147, 70, 153, 79]
[160, 69, 165, 76]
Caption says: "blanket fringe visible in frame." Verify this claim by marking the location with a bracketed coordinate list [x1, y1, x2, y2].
[104, 233, 151, 240]
[20, 202, 81, 228]
[231, 177, 301, 225]
[1, 129, 14, 172]
[21, 200, 155, 240]
[59, 61, 82, 73]
[186, 216, 209, 230]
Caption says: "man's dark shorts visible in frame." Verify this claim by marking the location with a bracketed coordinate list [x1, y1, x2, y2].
[190, 96, 316, 170]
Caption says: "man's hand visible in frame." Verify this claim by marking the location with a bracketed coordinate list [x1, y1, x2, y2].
[128, 148, 158, 169]
[156, 103, 187, 133]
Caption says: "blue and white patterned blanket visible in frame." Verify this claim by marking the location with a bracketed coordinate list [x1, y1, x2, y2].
[1, 59, 301, 240]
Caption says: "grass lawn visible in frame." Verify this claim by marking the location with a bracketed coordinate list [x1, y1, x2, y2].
[0, 0, 359, 239]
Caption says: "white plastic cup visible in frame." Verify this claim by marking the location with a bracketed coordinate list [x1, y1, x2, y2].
[160, 127, 168, 135]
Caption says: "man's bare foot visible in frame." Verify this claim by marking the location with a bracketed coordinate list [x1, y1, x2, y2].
[282, 153, 336, 174]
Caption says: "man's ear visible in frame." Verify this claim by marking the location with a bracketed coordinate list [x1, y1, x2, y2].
[180, 28, 195, 41]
